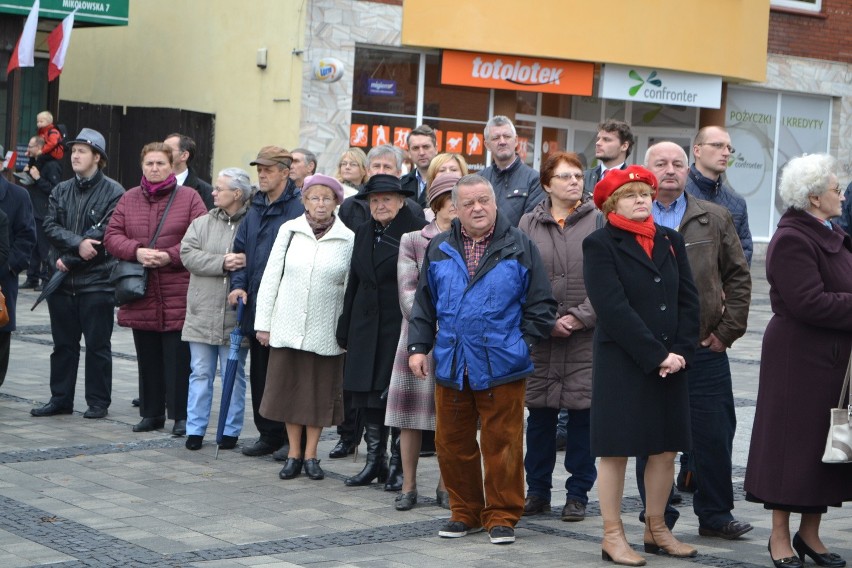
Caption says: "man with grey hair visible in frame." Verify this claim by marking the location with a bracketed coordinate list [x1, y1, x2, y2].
[408, 174, 555, 544]
[289, 148, 317, 190]
[480, 116, 544, 226]
[338, 144, 424, 231]
[635, 141, 753, 541]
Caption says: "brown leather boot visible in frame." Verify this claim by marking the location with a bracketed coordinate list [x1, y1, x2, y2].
[644, 515, 697, 557]
[602, 520, 646, 566]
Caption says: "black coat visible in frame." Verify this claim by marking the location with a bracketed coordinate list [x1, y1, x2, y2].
[336, 204, 427, 403]
[28, 159, 62, 220]
[400, 170, 428, 208]
[338, 193, 424, 232]
[582, 223, 699, 457]
[0, 177, 36, 331]
[183, 167, 215, 211]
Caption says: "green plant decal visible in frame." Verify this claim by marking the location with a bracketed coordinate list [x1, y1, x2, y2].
[628, 70, 662, 96]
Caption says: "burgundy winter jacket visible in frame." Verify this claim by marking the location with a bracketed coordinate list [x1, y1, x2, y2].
[104, 185, 207, 332]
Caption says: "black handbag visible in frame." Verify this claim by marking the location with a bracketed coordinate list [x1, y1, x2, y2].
[110, 188, 179, 306]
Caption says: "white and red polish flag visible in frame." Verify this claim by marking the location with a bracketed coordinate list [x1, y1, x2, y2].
[47, 10, 75, 81]
[6, 0, 40, 77]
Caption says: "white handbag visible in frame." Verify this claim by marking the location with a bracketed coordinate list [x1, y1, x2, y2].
[821, 350, 852, 464]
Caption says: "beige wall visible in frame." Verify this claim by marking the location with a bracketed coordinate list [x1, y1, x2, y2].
[58, 0, 307, 179]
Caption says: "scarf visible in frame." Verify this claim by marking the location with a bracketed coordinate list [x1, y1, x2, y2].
[607, 212, 656, 259]
[305, 212, 335, 240]
[141, 173, 178, 196]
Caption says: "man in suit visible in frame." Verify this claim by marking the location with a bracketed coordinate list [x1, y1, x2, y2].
[583, 120, 634, 193]
[400, 125, 437, 208]
[0, 173, 37, 389]
[164, 133, 214, 210]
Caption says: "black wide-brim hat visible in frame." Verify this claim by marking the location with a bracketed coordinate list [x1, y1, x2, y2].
[354, 174, 415, 200]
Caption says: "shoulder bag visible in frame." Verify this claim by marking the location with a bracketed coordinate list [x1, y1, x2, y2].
[110, 188, 179, 306]
[821, 349, 852, 463]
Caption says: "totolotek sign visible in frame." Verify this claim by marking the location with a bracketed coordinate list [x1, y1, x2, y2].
[441, 50, 594, 96]
[600, 64, 722, 109]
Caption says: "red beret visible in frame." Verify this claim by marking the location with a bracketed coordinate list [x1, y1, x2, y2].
[593, 165, 659, 210]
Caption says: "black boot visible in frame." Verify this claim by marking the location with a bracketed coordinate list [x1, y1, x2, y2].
[344, 423, 388, 486]
[384, 427, 403, 492]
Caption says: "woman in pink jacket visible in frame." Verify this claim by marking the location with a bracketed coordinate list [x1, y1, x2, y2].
[104, 142, 208, 435]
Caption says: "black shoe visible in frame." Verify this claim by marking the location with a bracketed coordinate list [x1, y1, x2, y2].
[793, 532, 846, 567]
[770, 540, 804, 568]
[522, 494, 550, 516]
[218, 435, 238, 450]
[303, 458, 325, 480]
[30, 402, 73, 417]
[555, 434, 567, 452]
[272, 443, 290, 461]
[33, 282, 43, 292]
[699, 519, 753, 540]
[172, 420, 186, 436]
[438, 521, 483, 538]
[384, 428, 403, 491]
[132, 416, 165, 432]
[242, 439, 277, 457]
[394, 490, 418, 511]
[185, 435, 203, 450]
[278, 457, 304, 479]
[344, 423, 389, 486]
[489, 526, 515, 544]
[329, 438, 355, 459]
[83, 406, 108, 419]
[131, 398, 140, 407]
[561, 499, 586, 522]
[20, 279, 38, 289]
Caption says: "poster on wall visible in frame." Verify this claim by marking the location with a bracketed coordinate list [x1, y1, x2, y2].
[725, 87, 777, 239]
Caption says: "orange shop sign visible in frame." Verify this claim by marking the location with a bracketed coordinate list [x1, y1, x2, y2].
[441, 50, 594, 96]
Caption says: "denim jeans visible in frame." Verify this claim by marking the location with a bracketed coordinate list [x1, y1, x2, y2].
[526, 407, 596, 504]
[187, 342, 248, 438]
[637, 348, 737, 529]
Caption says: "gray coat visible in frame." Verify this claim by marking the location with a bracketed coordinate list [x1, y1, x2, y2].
[519, 197, 600, 410]
[180, 205, 249, 345]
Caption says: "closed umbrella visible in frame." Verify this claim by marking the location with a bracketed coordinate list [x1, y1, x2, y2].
[215, 297, 245, 458]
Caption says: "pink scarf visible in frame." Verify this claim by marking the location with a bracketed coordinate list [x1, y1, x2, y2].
[141, 173, 177, 196]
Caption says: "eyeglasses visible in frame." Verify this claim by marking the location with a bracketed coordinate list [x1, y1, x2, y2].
[552, 172, 584, 182]
[828, 186, 842, 196]
[212, 186, 235, 193]
[698, 142, 735, 153]
[307, 196, 335, 204]
[339, 161, 359, 168]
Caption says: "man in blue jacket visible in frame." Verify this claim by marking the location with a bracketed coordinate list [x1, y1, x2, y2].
[408, 174, 556, 545]
[228, 145, 304, 457]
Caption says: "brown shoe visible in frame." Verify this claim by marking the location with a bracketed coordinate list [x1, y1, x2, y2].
[602, 520, 646, 566]
[561, 499, 586, 522]
[644, 515, 697, 557]
[522, 494, 550, 516]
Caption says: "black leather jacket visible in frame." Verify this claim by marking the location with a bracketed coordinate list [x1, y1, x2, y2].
[43, 170, 126, 294]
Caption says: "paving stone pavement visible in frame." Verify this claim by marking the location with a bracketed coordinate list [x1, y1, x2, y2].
[1, 259, 851, 567]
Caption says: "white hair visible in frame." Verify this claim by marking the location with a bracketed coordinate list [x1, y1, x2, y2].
[778, 153, 837, 211]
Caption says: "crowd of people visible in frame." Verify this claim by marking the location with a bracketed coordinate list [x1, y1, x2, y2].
[2, 112, 850, 563]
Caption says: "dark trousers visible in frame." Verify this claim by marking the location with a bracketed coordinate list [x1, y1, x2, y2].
[337, 389, 361, 442]
[47, 293, 114, 409]
[26, 220, 50, 282]
[132, 329, 190, 420]
[0, 331, 10, 388]
[525, 407, 596, 504]
[637, 348, 737, 529]
[248, 335, 285, 445]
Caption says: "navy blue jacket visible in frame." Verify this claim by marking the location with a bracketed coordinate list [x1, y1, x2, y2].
[684, 165, 752, 265]
[0, 177, 37, 331]
[480, 156, 545, 227]
[230, 180, 304, 334]
[408, 213, 556, 390]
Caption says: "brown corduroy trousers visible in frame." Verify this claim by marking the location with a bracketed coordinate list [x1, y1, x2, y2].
[435, 378, 526, 531]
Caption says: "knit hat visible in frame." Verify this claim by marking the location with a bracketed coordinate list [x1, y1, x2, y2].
[593, 165, 658, 210]
[355, 174, 414, 199]
[427, 173, 460, 205]
[302, 174, 345, 204]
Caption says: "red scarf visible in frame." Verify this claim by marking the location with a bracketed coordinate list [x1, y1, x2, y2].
[607, 212, 656, 258]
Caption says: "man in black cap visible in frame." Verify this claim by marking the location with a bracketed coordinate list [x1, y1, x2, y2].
[31, 128, 125, 418]
[229, 145, 305, 456]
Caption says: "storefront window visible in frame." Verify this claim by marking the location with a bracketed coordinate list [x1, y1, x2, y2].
[630, 102, 697, 128]
[771, 0, 821, 12]
[352, 49, 419, 116]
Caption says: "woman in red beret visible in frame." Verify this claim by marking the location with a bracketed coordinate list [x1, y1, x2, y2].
[582, 165, 700, 565]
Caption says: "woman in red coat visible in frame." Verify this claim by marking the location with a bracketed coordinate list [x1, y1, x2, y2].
[745, 153, 852, 568]
[104, 142, 208, 435]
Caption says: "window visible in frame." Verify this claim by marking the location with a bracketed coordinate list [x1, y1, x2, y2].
[770, 0, 821, 12]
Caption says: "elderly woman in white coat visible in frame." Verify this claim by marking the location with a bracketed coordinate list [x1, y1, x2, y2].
[255, 174, 355, 481]
[180, 168, 251, 452]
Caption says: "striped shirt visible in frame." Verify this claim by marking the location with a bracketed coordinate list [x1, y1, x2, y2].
[653, 193, 687, 230]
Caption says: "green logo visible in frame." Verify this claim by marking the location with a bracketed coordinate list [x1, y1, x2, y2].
[628, 69, 662, 96]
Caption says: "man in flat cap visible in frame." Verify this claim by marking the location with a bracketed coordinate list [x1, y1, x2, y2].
[228, 145, 305, 456]
[31, 128, 125, 419]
